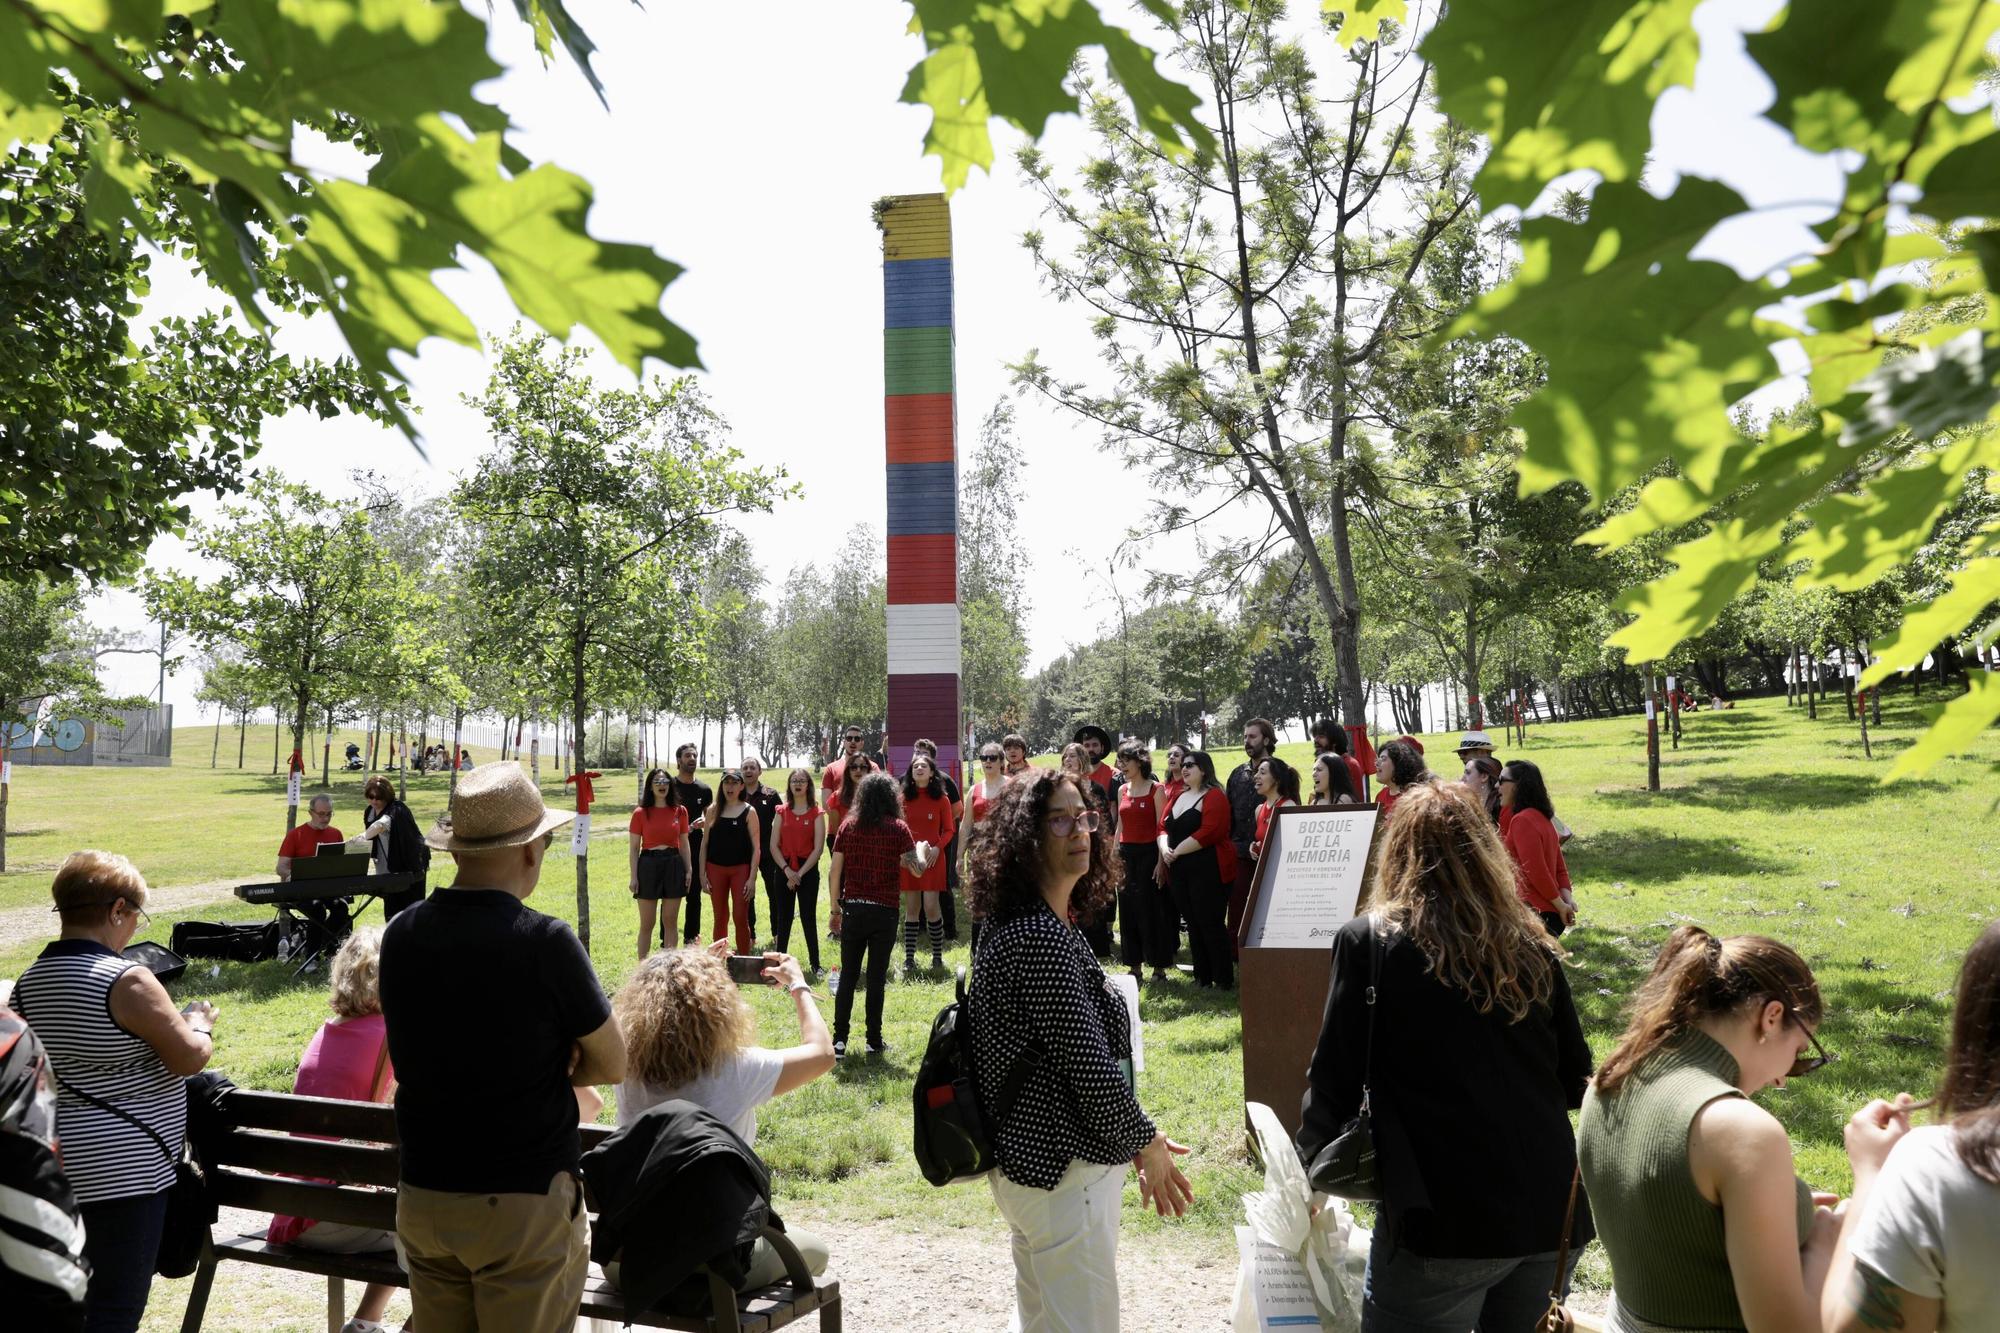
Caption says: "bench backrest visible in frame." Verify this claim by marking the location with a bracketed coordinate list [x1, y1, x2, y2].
[206, 1089, 616, 1233]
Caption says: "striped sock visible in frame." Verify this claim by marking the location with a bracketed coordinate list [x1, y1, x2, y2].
[904, 918, 920, 960]
[927, 918, 945, 960]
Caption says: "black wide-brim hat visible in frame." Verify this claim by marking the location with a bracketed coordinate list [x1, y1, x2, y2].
[1072, 724, 1113, 751]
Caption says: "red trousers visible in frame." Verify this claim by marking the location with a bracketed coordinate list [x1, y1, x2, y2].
[706, 862, 754, 952]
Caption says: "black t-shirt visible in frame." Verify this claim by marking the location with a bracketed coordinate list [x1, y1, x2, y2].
[744, 786, 783, 868]
[676, 778, 713, 853]
[1226, 761, 1262, 846]
[380, 888, 612, 1193]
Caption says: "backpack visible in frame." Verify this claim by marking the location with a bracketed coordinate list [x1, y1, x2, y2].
[913, 965, 1043, 1186]
[0, 1012, 88, 1332]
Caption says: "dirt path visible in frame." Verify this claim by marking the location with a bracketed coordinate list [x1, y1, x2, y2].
[0, 878, 242, 954]
[142, 1205, 1240, 1332]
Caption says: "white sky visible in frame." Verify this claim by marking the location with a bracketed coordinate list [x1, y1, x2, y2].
[95, 0, 1840, 725]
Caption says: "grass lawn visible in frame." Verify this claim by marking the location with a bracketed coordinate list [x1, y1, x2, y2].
[2, 687, 1996, 1319]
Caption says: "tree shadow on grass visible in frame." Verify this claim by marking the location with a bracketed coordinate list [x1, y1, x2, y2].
[1136, 979, 1247, 1024]
[1662, 772, 1948, 814]
[1567, 828, 1794, 884]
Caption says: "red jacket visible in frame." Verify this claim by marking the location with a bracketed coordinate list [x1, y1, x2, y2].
[1170, 785, 1236, 882]
[1501, 807, 1570, 913]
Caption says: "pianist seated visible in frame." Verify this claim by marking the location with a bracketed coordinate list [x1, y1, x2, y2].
[276, 795, 344, 882]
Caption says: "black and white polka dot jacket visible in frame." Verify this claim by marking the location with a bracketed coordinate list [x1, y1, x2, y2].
[968, 901, 1157, 1189]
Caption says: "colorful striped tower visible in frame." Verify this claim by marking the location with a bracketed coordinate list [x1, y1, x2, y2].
[878, 194, 961, 778]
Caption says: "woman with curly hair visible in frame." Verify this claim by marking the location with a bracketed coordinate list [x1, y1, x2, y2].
[966, 769, 1193, 1330]
[1296, 783, 1593, 1332]
[1373, 736, 1433, 822]
[607, 944, 833, 1291]
[826, 771, 930, 1058]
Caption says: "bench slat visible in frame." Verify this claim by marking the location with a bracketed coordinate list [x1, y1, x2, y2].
[210, 1171, 398, 1231]
[212, 1130, 401, 1186]
[223, 1089, 398, 1141]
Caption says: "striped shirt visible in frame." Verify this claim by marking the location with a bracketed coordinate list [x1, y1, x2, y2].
[12, 940, 184, 1203]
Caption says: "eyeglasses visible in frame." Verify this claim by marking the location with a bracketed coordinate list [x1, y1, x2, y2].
[1786, 1015, 1835, 1079]
[57, 898, 150, 927]
[1047, 810, 1101, 836]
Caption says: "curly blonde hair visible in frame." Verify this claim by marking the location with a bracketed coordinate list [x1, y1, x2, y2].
[613, 948, 754, 1090]
[328, 927, 385, 1019]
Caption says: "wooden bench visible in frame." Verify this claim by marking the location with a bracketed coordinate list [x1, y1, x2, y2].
[182, 1089, 841, 1333]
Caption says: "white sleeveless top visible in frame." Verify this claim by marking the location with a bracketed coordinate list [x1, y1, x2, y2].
[13, 941, 184, 1203]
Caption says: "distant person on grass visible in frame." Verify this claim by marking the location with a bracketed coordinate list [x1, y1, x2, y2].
[1579, 926, 1839, 1333]
[627, 768, 692, 962]
[1499, 760, 1576, 935]
[967, 768, 1192, 1331]
[266, 928, 400, 1333]
[1823, 918, 2000, 1333]
[604, 943, 833, 1293]
[826, 771, 927, 1059]
[358, 775, 429, 918]
[14, 851, 217, 1333]
[1297, 783, 1592, 1332]
[672, 743, 713, 948]
[381, 762, 627, 1333]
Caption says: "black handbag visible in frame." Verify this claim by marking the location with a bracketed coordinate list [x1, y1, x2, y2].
[53, 1074, 215, 1278]
[1308, 920, 1383, 1201]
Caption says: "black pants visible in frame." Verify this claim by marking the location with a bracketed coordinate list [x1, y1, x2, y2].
[941, 843, 959, 937]
[80, 1188, 168, 1333]
[1080, 912, 1113, 959]
[1172, 851, 1233, 988]
[771, 865, 822, 969]
[833, 901, 896, 1046]
[1539, 910, 1567, 938]
[1118, 843, 1175, 970]
[679, 831, 704, 944]
[380, 877, 426, 920]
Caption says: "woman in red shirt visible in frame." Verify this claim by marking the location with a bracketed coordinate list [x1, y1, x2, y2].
[900, 754, 957, 972]
[960, 743, 1009, 951]
[1157, 750, 1237, 989]
[824, 753, 871, 834]
[627, 769, 692, 961]
[828, 773, 929, 1057]
[769, 768, 827, 972]
[1499, 760, 1576, 936]
[1114, 740, 1175, 982]
[1374, 737, 1431, 823]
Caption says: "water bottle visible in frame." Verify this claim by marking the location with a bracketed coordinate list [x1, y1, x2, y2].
[827, 966, 842, 995]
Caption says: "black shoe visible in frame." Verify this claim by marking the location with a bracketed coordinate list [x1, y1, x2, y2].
[865, 1039, 889, 1056]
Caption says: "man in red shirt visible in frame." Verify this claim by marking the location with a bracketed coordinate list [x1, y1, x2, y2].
[276, 795, 345, 880]
[820, 725, 865, 803]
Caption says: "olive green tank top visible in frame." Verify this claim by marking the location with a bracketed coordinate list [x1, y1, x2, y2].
[1577, 1030, 1813, 1331]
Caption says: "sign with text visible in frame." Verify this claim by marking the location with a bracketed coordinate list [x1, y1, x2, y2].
[286, 770, 301, 808]
[1242, 805, 1378, 950]
[571, 812, 591, 857]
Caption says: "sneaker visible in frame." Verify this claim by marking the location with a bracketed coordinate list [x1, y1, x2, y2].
[865, 1038, 889, 1056]
[832, 1040, 847, 1060]
[341, 1321, 389, 1333]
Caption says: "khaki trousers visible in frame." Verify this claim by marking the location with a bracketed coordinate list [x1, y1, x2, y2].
[396, 1170, 588, 1333]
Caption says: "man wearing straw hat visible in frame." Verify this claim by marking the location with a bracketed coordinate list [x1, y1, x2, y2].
[380, 762, 627, 1332]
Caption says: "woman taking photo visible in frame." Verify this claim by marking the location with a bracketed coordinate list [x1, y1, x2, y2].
[966, 769, 1193, 1330]
[1499, 760, 1576, 935]
[900, 752, 956, 973]
[700, 768, 761, 954]
[1157, 750, 1236, 989]
[608, 943, 833, 1287]
[1311, 750, 1358, 805]
[628, 768, 692, 961]
[1374, 737, 1431, 821]
[1823, 918, 2000, 1333]
[1296, 785, 1593, 1331]
[13, 851, 217, 1333]
[827, 772, 928, 1058]
[769, 768, 826, 972]
[1579, 926, 1840, 1333]
[1113, 740, 1172, 984]
[357, 775, 428, 918]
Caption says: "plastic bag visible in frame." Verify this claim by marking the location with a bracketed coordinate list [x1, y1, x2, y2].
[1233, 1102, 1367, 1332]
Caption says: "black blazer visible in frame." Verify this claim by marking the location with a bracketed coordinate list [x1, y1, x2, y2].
[373, 799, 429, 879]
[1297, 913, 1592, 1258]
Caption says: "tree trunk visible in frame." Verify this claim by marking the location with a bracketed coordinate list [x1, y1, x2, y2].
[210, 707, 222, 768]
[320, 706, 333, 788]
[272, 703, 281, 774]
[571, 621, 592, 950]
[449, 708, 465, 801]
[236, 709, 247, 768]
[398, 716, 409, 804]
[1842, 646, 1856, 719]
[285, 687, 313, 832]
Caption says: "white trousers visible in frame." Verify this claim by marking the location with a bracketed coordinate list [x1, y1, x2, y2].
[988, 1161, 1123, 1333]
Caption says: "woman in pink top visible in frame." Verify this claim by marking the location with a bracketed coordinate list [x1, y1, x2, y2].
[267, 929, 399, 1333]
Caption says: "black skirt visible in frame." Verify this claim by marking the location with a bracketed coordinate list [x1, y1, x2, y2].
[635, 847, 687, 900]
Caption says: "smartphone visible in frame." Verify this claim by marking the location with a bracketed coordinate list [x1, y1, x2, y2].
[725, 954, 770, 986]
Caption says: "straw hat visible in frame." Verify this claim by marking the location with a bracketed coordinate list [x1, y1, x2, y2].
[425, 762, 575, 852]
[1455, 730, 1495, 756]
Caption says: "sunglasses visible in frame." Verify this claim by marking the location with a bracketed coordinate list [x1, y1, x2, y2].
[1047, 810, 1101, 836]
[1181, 761, 1199, 772]
[1786, 1014, 1835, 1079]
[980, 752, 1002, 762]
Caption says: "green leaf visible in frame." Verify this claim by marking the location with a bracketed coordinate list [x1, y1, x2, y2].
[1790, 427, 2000, 591]
[1840, 331, 2000, 452]
[1861, 556, 2000, 688]
[1320, 0, 1406, 48]
[1421, 0, 1701, 208]
[1914, 129, 2000, 224]
[1886, 672, 2000, 780]
[900, 0, 1211, 191]
[1451, 178, 1771, 498]
[1606, 519, 1785, 661]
